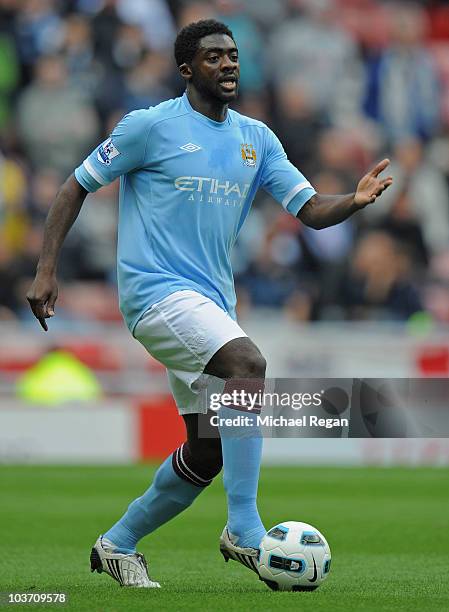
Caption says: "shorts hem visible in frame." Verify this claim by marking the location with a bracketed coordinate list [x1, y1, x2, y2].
[198, 332, 248, 371]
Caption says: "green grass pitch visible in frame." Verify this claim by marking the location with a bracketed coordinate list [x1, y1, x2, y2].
[1, 465, 448, 611]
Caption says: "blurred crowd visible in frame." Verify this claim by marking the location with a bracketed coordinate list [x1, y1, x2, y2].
[1, 0, 449, 325]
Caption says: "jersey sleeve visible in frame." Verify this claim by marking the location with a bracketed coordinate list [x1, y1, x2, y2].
[260, 128, 316, 216]
[74, 110, 151, 192]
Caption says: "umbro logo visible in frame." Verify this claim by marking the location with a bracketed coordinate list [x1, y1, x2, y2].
[180, 143, 202, 153]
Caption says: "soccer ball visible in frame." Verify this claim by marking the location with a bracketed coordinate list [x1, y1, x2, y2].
[258, 521, 331, 592]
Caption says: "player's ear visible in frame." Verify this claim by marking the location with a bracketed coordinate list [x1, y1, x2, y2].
[179, 63, 192, 81]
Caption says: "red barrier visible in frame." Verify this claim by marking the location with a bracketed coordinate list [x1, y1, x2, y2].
[416, 346, 449, 376]
[138, 395, 186, 460]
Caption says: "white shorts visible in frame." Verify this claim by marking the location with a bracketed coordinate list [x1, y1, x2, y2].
[133, 290, 247, 415]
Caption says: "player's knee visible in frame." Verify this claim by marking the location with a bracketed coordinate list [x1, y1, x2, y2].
[205, 337, 266, 380]
[223, 342, 266, 379]
[230, 350, 266, 379]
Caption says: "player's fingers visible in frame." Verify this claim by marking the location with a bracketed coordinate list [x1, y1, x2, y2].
[27, 297, 49, 330]
[370, 176, 393, 196]
[369, 158, 390, 178]
[376, 177, 393, 194]
[47, 292, 58, 317]
[27, 298, 44, 319]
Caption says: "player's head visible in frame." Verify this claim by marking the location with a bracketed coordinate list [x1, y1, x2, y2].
[175, 19, 239, 103]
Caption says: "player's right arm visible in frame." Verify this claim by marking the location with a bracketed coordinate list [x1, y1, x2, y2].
[26, 175, 88, 331]
[27, 109, 151, 331]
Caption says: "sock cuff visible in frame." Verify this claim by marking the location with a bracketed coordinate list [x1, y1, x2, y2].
[171, 444, 213, 488]
[222, 378, 265, 414]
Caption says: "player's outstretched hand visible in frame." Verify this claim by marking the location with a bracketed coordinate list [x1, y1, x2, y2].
[354, 158, 393, 208]
[26, 274, 58, 332]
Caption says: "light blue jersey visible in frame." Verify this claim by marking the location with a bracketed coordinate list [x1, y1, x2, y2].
[75, 93, 316, 332]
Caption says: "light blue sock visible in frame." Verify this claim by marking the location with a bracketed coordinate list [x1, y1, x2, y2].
[104, 454, 204, 552]
[219, 406, 266, 549]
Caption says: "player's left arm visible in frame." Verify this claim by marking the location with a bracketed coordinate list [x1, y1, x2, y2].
[259, 128, 392, 225]
[297, 159, 393, 230]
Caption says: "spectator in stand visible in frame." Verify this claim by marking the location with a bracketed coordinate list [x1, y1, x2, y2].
[236, 211, 319, 311]
[177, 1, 216, 28]
[27, 167, 61, 223]
[340, 230, 422, 321]
[363, 137, 449, 260]
[273, 80, 328, 177]
[268, 0, 364, 123]
[232, 92, 269, 124]
[14, 0, 63, 81]
[241, 0, 286, 32]
[123, 50, 175, 111]
[424, 250, 449, 324]
[16, 54, 99, 176]
[315, 127, 361, 189]
[0, 242, 22, 319]
[90, 0, 123, 70]
[60, 13, 99, 98]
[335, 0, 390, 53]
[0, 150, 28, 254]
[111, 23, 147, 71]
[116, 0, 176, 52]
[427, 1, 449, 43]
[364, 2, 440, 141]
[0, 18, 20, 133]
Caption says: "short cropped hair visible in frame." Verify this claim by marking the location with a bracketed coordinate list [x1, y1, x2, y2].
[174, 19, 235, 66]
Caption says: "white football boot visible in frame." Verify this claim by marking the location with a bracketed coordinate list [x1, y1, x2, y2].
[219, 527, 260, 574]
[90, 536, 161, 588]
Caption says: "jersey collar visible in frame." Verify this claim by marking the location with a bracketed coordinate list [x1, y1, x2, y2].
[182, 92, 233, 130]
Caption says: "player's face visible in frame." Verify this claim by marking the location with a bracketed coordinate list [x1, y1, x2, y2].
[190, 34, 240, 103]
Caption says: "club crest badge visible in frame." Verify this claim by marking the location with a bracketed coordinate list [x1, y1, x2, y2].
[241, 143, 257, 168]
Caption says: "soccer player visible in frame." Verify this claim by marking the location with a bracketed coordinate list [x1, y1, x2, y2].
[27, 20, 392, 588]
